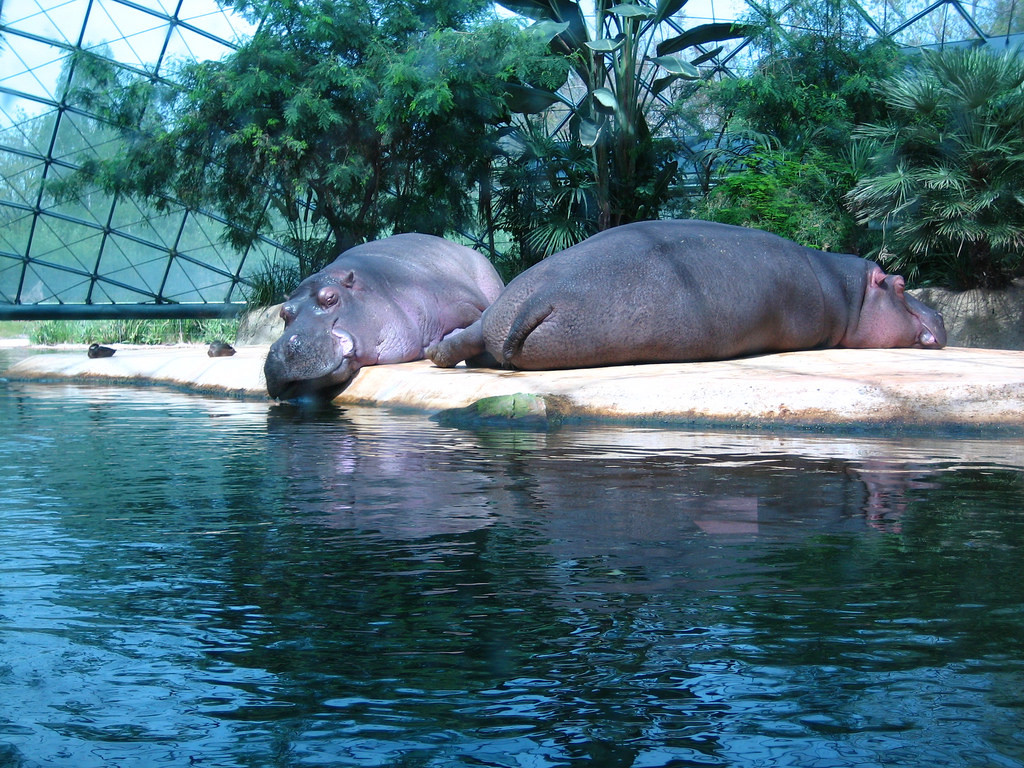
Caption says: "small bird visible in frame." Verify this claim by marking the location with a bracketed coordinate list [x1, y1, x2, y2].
[87, 343, 115, 358]
[207, 341, 237, 357]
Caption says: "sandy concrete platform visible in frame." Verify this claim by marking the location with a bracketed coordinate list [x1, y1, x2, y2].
[3, 344, 1024, 431]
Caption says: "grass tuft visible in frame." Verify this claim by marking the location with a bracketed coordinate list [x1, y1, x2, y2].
[23, 318, 239, 346]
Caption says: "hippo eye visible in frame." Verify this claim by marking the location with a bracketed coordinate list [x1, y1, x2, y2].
[317, 286, 340, 309]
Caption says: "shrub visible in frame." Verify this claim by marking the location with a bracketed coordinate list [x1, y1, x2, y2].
[694, 148, 865, 253]
[846, 47, 1024, 289]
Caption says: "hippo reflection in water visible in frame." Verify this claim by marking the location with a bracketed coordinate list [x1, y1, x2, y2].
[264, 233, 504, 401]
[429, 219, 946, 371]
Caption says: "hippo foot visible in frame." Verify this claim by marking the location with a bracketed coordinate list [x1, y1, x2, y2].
[426, 342, 460, 368]
[465, 350, 500, 368]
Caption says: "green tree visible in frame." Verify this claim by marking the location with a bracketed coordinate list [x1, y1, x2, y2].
[495, 0, 754, 245]
[53, 0, 557, 277]
[709, 31, 901, 158]
[694, 1, 904, 254]
[846, 46, 1024, 289]
[490, 118, 597, 276]
[694, 148, 857, 251]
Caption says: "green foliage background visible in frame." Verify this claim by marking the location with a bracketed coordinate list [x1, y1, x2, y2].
[847, 46, 1024, 289]
[690, 16, 903, 256]
[39, 0, 1024, 298]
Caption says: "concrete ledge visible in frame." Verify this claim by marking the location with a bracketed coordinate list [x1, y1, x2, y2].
[4, 344, 1024, 431]
[3, 344, 271, 397]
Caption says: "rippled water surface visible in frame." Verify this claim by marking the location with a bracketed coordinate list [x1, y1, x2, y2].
[1, 367, 1023, 767]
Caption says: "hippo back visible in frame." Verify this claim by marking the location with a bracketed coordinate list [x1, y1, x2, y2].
[486, 220, 848, 369]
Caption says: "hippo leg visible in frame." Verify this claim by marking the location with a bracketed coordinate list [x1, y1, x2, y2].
[428, 321, 487, 368]
[465, 348, 500, 368]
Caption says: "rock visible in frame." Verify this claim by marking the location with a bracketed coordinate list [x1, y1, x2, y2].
[433, 392, 558, 429]
[236, 304, 284, 346]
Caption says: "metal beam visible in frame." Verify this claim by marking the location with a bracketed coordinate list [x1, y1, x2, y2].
[0, 303, 246, 320]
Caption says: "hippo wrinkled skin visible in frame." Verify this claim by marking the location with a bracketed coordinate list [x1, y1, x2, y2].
[428, 219, 946, 370]
[265, 233, 503, 400]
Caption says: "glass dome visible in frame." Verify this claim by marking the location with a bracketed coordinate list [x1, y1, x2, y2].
[0, 0, 282, 317]
[1, 0, 1017, 318]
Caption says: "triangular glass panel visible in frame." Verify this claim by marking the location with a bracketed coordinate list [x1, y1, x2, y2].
[95, 235, 166, 297]
[82, 0, 173, 72]
[177, 0, 256, 47]
[0, 35, 73, 103]
[28, 217, 104, 276]
[3, 0, 91, 45]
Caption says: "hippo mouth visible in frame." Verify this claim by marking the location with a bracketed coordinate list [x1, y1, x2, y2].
[264, 321, 360, 401]
[267, 376, 343, 402]
[264, 350, 357, 402]
[265, 361, 356, 401]
[906, 297, 947, 348]
[917, 328, 942, 348]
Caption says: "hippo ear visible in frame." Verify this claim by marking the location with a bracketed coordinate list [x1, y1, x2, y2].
[340, 271, 356, 288]
[867, 265, 887, 289]
[867, 264, 906, 296]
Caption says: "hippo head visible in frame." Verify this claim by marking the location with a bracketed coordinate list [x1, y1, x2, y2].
[842, 265, 947, 350]
[264, 270, 364, 401]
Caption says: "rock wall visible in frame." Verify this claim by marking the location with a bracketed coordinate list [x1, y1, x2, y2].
[236, 303, 284, 346]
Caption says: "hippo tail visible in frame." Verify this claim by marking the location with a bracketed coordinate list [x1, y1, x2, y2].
[501, 303, 554, 367]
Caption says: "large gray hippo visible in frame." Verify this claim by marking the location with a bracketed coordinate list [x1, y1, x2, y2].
[265, 233, 503, 399]
[427, 220, 946, 370]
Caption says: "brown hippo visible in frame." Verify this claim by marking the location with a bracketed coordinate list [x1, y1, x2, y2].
[265, 233, 503, 399]
[428, 220, 945, 370]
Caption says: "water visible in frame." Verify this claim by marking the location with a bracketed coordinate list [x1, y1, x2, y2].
[1, 364, 1023, 767]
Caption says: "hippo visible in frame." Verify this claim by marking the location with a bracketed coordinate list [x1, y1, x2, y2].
[264, 233, 504, 400]
[427, 220, 946, 371]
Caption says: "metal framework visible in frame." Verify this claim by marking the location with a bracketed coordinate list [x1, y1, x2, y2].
[0, 0, 283, 318]
[0, 0, 1019, 319]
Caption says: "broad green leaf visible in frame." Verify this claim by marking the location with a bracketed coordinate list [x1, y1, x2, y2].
[498, 0, 591, 54]
[505, 83, 564, 114]
[651, 74, 678, 97]
[656, 22, 756, 57]
[654, 0, 688, 21]
[529, 19, 571, 41]
[592, 87, 618, 109]
[691, 46, 723, 65]
[580, 119, 602, 146]
[586, 37, 624, 53]
[608, 3, 655, 19]
[650, 54, 700, 78]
